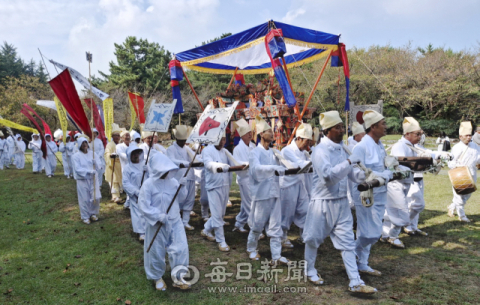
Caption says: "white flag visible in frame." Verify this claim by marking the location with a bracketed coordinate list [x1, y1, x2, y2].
[188, 101, 239, 145]
[143, 99, 176, 132]
[50, 59, 109, 101]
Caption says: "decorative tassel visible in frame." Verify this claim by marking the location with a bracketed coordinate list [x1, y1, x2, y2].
[169, 59, 184, 114]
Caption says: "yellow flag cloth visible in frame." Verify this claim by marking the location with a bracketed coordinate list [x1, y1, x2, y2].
[103, 97, 114, 138]
[0, 118, 38, 134]
[54, 96, 69, 144]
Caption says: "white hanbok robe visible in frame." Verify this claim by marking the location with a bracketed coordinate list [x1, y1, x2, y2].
[302, 137, 365, 287]
[351, 134, 390, 267]
[45, 140, 58, 176]
[202, 144, 236, 243]
[0, 138, 6, 170]
[90, 138, 106, 180]
[138, 154, 188, 281]
[346, 138, 358, 209]
[383, 137, 415, 238]
[279, 141, 310, 234]
[447, 141, 480, 217]
[233, 140, 256, 228]
[6, 136, 15, 164]
[166, 142, 198, 225]
[72, 138, 102, 220]
[122, 146, 147, 234]
[14, 140, 26, 169]
[246, 144, 284, 260]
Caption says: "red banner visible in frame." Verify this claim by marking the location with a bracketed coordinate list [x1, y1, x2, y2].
[21, 104, 52, 136]
[20, 106, 47, 159]
[128, 92, 146, 124]
[49, 69, 92, 139]
[84, 98, 107, 148]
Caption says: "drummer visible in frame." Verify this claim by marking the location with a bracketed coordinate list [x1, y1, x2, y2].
[447, 122, 480, 222]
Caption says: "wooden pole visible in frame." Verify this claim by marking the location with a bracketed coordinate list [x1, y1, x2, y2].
[147, 144, 201, 253]
[226, 67, 239, 92]
[287, 50, 333, 145]
[181, 67, 204, 111]
[86, 52, 96, 203]
[109, 156, 116, 194]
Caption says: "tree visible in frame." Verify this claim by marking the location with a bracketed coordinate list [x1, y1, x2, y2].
[99, 36, 172, 95]
[0, 42, 25, 84]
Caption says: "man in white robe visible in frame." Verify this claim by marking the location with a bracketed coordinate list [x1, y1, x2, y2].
[382, 117, 421, 248]
[303, 111, 376, 294]
[166, 125, 198, 231]
[138, 153, 190, 291]
[117, 130, 132, 208]
[72, 137, 102, 224]
[153, 133, 167, 154]
[350, 110, 392, 276]
[28, 133, 43, 173]
[246, 116, 289, 264]
[6, 134, 15, 166]
[279, 123, 312, 248]
[347, 122, 366, 209]
[123, 146, 148, 241]
[59, 134, 72, 178]
[90, 128, 106, 181]
[44, 134, 58, 178]
[14, 134, 26, 169]
[232, 119, 255, 233]
[447, 122, 480, 222]
[201, 134, 237, 252]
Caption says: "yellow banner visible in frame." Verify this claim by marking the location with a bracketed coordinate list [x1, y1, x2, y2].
[128, 97, 137, 131]
[103, 97, 114, 138]
[0, 118, 38, 134]
[54, 96, 69, 144]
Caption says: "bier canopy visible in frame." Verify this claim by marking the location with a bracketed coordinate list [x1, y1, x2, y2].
[175, 20, 340, 75]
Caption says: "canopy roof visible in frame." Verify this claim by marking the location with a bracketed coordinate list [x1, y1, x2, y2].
[175, 20, 339, 75]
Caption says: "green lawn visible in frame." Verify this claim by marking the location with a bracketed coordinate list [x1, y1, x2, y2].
[0, 149, 479, 304]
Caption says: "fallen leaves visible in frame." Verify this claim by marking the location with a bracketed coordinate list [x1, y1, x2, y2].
[74, 255, 82, 259]
[125, 300, 132, 305]
[3, 288, 13, 295]
[74, 282, 81, 287]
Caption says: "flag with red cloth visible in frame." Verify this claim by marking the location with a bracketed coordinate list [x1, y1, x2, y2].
[127, 92, 146, 124]
[20, 104, 48, 158]
[49, 69, 92, 139]
[84, 98, 107, 147]
[331, 43, 350, 111]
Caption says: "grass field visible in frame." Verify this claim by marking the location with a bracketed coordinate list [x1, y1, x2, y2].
[0, 144, 479, 304]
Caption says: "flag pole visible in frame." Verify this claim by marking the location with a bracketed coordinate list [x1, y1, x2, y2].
[86, 52, 96, 205]
[180, 66, 204, 111]
[226, 67, 238, 92]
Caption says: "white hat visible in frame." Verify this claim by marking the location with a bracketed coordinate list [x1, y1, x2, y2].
[93, 128, 99, 133]
[402, 117, 421, 134]
[255, 115, 271, 134]
[15, 133, 21, 139]
[296, 123, 313, 139]
[313, 127, 320, 143]
[131, 131, 141, 141]
[54, 129, 63, 140]
[362, 110, 384, 130]
[459, 121, 472, 136]
[320, 111, 343, 130]
[352, 122, 365, 136]
[120, 130, 129, 137]
[0, 131, 4, 137]
[111, 123, 122, 135]
[74, 133, 80, 139]
[175, 125, 191, 140]
[233, 119, 251, 137]
[142, 131, 154, 139]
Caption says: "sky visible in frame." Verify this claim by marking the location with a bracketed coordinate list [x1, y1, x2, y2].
[1, 0, 479, 81]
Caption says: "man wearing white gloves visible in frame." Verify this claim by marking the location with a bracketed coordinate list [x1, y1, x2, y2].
[279, 123, 312, 248]
[382, 117, 421, 248]
[201, 132, 238, 252]
[246, 116, 289, 265]
[44, 134, 58, 178]
[72, 137, 102, 224]
[232, 119, 256, 233]
[166, 125, 198, 231]
[350, 110, 392, 276]
[303, 111, 376, 294]
[59, 134, 73, 178]
[138, 153, 190, 291]
[447, 122, 480, 222]
[122, 146, 148, 241]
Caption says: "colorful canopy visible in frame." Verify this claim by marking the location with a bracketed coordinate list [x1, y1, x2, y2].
[175, 20, 340, 75]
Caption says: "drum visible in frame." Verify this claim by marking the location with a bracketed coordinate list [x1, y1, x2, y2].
[448, 166, 477, 195]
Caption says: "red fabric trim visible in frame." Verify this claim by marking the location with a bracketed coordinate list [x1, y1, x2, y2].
[168, 59, 182, 68]
[20, 106, 47, 158]
[84, 98, 107, 147]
